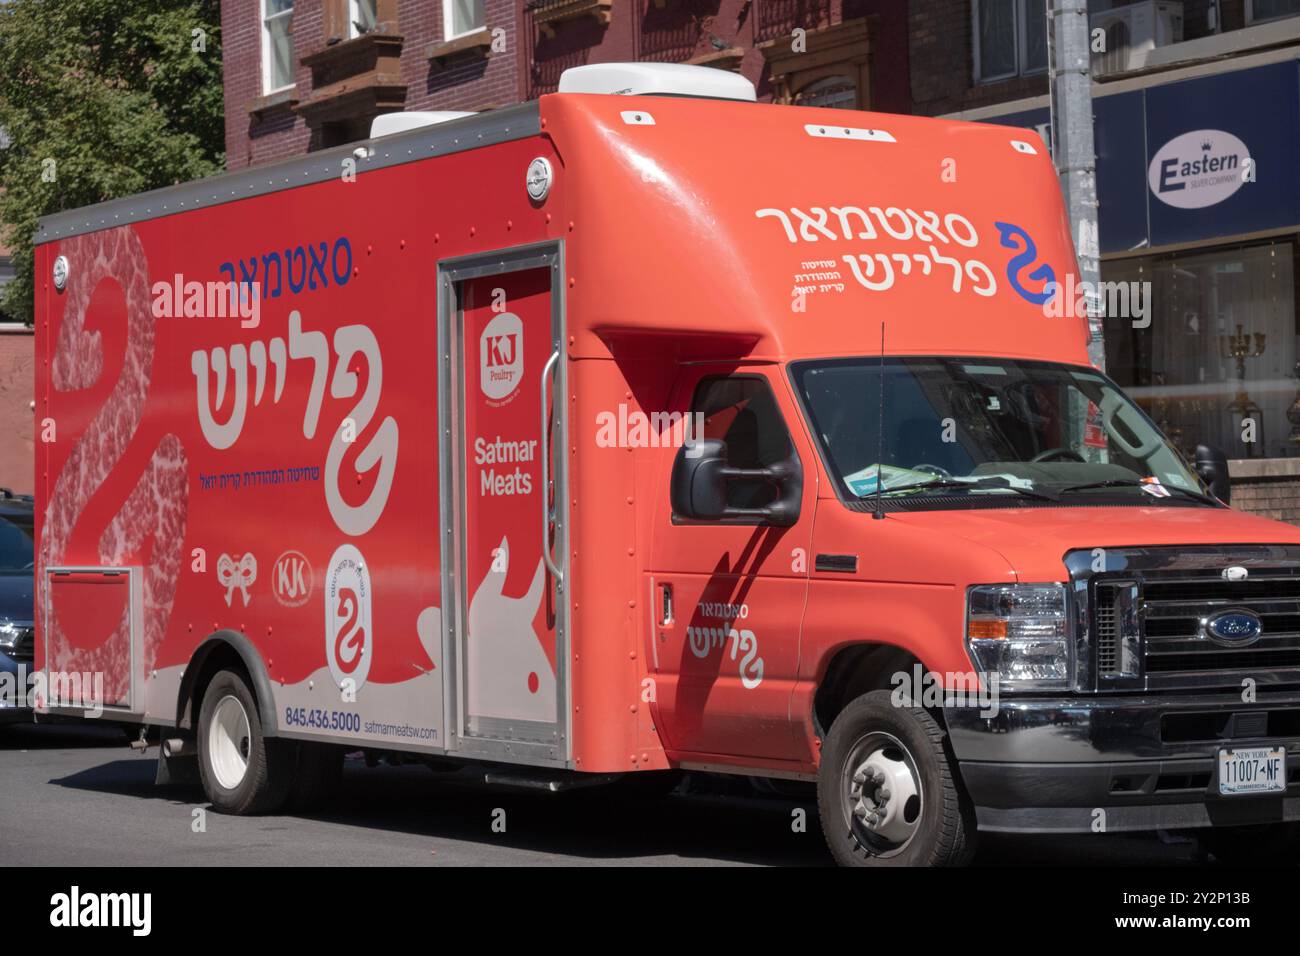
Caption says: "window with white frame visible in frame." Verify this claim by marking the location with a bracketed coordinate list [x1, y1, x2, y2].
[973, 0, 1048, 84]
[443, 0, 486, 41]
[350, 0, 378, 37]
[261, 0, 295, 93]
[1248, 0, 1300, 22]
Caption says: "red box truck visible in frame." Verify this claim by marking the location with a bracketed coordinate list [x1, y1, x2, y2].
[31, 62, 1300, 866]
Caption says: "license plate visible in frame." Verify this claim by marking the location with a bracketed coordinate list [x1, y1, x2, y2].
[1218, 746, 1287, 796]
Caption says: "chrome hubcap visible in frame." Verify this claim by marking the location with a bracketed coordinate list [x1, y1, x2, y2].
[209, 694, 252, 790]
[844, 733, 923, 854]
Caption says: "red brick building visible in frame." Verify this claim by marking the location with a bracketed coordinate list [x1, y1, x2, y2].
[217, 0, 1300, 522]
[223, 2, 1298, 169]
[221, 0, 913, 168]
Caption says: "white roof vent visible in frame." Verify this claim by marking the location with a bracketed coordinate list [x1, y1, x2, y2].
[558, 62, 756, 103]
[370, 111, 477, 139]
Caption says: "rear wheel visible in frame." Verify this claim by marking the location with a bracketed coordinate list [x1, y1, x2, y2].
[197, 669, 293, 815]
[818, 690, 976, 867]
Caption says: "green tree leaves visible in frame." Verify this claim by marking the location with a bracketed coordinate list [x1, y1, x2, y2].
[0, 0, 224, 323]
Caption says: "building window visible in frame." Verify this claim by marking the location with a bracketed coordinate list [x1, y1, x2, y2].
[795, 75, 858, 110]
[1248, 0, 1300, 23]
[758, 17, 871, 110]
[1103, 239, 1299, 461]
[444, 0, 486, 40]
[349, 0, 378, 37]
[973, 0, 1048, 84]
[261, 0, 295, 93]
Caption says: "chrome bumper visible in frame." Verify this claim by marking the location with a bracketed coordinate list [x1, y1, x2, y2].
[944, 692, 1300, 833]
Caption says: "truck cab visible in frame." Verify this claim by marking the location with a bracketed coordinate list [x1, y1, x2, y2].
[660, 350, 1299, 865]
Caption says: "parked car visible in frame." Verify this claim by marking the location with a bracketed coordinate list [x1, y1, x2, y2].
[0, 492, 35, 724]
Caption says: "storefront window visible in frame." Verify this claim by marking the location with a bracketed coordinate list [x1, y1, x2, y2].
[1103, 239, 1298, 461]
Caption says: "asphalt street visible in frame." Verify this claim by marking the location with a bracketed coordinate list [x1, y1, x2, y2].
[0, 722, 1202, 866]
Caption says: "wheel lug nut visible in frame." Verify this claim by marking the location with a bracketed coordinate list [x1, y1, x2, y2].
[879, 787, 892, 801]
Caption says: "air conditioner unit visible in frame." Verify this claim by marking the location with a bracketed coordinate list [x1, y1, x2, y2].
[558, 62, 757, 102]
[369, 111, 477, 139]
[1090, 1, 1184, 75]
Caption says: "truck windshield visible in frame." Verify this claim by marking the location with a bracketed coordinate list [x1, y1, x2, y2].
[791, 358, 1209, 506]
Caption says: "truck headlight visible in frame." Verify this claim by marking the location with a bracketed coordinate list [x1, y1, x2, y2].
[966, 584, 1071, 689]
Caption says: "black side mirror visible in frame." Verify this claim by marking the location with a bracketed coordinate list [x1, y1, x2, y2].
[670, 438, 802, 526]
[1194, 444, 1232, 505]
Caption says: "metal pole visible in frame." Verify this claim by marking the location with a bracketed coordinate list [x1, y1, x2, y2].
[1047, 0, 1105, 370]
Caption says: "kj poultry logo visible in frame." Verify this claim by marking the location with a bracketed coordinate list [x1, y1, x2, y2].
[480, 312, 524, 403]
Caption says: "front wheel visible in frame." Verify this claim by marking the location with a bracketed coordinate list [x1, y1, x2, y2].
[818, 690, 976, 866]
[197, 669, 294, 815]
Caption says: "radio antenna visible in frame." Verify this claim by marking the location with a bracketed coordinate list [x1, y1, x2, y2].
[874, 321, 886, 521]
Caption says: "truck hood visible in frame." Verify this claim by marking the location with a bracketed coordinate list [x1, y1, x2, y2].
[892, 505, 1300, 581]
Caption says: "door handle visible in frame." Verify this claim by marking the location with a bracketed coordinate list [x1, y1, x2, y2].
[540, 349, 564, 589]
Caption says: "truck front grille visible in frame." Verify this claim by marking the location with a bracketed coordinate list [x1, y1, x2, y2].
[1143, 572, 1300, 683]
[1092, 565, 1300, 690]
[1094, 588, 1120, 675]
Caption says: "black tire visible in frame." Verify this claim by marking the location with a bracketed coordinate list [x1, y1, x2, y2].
[197, 669, 294, 815]
[1199, 822, 1300, 865]
[818, 690, 976, 867]
[287, 742, 344, 812]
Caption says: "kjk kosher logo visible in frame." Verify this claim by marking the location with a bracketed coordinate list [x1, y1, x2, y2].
[480, 311, 524, 402]
[49, 886, 151, 936]
[272, 549, 314, 608]
[326, 543, 372, 690]
[1148, 129, 1252, 209]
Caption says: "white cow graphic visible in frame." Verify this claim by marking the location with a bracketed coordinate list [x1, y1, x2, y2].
[466, 536, 555, 723]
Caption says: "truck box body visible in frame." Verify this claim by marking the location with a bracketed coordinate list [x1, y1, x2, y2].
[32, 82, 1300, 860]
